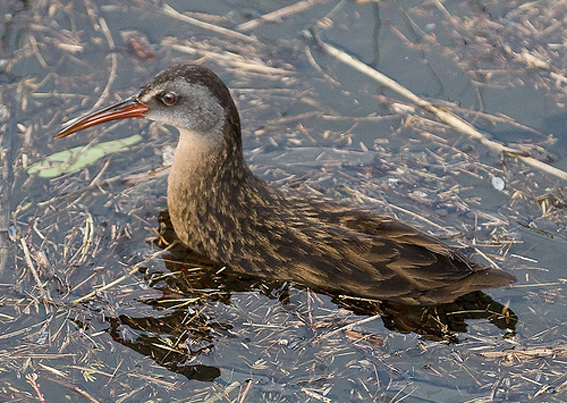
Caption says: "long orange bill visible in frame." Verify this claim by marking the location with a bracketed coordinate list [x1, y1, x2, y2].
[54, 96, 149, 139]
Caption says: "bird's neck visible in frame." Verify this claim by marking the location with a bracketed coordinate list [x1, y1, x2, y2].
[167, 123, 280, 259]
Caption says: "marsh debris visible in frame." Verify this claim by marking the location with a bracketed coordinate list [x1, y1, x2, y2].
[1, 0, 567, 402]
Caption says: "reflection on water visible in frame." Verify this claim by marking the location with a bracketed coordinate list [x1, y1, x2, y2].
[339, 292, 516, 343]
[77, 211, 517, 381]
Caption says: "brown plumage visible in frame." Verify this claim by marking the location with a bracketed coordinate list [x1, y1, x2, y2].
[54, 64, 516, 304]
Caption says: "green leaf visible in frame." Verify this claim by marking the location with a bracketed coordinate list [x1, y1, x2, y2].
[27, 134, 143, 178]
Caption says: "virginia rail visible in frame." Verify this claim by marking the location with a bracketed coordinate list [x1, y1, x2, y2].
[54, 64, 515, 304]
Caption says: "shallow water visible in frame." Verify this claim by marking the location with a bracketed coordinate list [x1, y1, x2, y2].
[1, 0, 567, 402]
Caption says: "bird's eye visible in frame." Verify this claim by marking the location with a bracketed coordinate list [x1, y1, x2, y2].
[160, 92, 177, 106]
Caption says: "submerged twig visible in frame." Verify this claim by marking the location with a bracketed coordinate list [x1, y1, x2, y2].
[43, 376, 103, 403]
[304, 46, 339, 85]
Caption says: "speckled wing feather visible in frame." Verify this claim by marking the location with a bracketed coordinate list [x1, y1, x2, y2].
[283, 197, 516, 304]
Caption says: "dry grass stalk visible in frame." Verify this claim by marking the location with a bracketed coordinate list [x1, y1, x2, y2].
[314, 314, 381, 343]
[236, 379, 253, 403]
[481, 344, 567, 360]
[19, 238, 51, 312]
[161, 38, 294, 76]
[304, 46, 340, 86]
[237, 0, 328, 31]
[320, 40, 567, 181]
[301, 387, 332, 403]
[161, 3, 259, 44]
[88, 17, 117, 112]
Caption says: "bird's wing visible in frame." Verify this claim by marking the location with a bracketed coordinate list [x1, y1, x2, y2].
[296, 198, 457, 255]
[284, 198, 515, 304]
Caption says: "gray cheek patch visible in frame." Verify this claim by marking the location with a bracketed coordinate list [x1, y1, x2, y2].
[140, 80, 226, 138]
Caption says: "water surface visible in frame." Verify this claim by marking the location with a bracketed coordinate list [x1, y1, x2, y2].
[1, 0, 566, 402]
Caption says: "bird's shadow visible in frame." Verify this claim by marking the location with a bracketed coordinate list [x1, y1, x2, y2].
[77, 210, 517, 382]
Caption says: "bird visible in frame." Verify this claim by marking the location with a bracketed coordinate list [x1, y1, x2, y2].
[54, 64, 516, 305]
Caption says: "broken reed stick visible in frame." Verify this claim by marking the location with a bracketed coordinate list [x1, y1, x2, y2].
[320, 41, 567, 181]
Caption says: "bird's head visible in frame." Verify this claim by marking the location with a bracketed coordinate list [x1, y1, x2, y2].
[55, 64, 241, 150]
